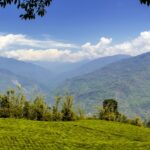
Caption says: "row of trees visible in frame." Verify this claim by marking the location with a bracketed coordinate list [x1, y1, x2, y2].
[0, 89, 79, 121]
[0, 89, 148, 127]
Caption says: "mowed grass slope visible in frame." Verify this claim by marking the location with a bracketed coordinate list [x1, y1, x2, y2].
[0, 119, 150, 150]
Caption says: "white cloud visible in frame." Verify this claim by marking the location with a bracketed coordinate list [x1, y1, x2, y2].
[80, 31, 150, 59]
[0, 31, 150, 62]
[1, 49, 71, 62]
[0, 34, 77, 50]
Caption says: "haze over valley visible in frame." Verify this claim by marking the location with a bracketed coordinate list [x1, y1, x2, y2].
[1, 51, 150, 119]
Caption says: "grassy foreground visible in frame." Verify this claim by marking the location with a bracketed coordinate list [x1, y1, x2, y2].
[0, 119, 150, 150]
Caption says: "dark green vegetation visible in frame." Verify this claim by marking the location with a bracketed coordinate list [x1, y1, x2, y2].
[141, 0, 150, 5]
[0, 89, 78, 121]
[0, 0, 52, 19]
[0, 89, 148, 149]
[0, 89, 145, 128]
[0, 119, 149, 149]
[98, 99, 143, 127]
[99, 99, 119, 121]
[57, 52, 150, 119]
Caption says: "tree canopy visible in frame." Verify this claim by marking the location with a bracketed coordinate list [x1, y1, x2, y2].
[0, 0, 52, 19]
[140, 0, 150, 5]
[0, 0, 149, 20]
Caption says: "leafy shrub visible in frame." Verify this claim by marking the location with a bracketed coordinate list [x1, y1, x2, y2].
[61, 94, 76, 121]
[131, 117, 143, 127]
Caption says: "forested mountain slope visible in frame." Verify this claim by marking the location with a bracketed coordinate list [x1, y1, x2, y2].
[56, 52, 150, 118]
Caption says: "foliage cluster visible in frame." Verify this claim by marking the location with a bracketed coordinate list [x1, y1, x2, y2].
[0, 89, 79, 121]
[0, 0, 52, 19]
[98, 99, 143, 127]
[0, 89, 148, 128]
[140, 0, 150, 5]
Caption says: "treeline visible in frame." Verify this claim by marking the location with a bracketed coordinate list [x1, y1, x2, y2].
[0, 89, 148, 127]
[0, 89, 79, 121]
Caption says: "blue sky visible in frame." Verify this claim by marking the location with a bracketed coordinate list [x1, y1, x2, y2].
[0, 0, 150, 62]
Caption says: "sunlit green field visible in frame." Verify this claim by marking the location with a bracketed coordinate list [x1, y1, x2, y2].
[0, 119, 150, 150]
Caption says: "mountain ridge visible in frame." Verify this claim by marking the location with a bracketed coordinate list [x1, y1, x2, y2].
[56, 52, 150, 118]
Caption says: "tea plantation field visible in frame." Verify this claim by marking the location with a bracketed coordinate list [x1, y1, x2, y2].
[0, 119, 150, 150]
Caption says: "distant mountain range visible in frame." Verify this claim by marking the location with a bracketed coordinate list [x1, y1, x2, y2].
[0, 57, 53, 95]
[56, 52, 150, 119]
[34, 54, 130, 86]
[0, 54, 130, 96]
[64, 54, 131, 78]
[3, 53, 150, 119]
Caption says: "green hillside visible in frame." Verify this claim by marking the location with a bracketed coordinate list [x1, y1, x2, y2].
[0, 119, 150, 150]
[56, 52, 150, 118]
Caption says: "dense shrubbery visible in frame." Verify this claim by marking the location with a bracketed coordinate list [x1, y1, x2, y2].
[0, 89, 77, 121]
[0, 89, 146, 127]
[98, 99, 143, 127]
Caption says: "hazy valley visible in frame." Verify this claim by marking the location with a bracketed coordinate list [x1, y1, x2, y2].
[1, 53, 150, 119]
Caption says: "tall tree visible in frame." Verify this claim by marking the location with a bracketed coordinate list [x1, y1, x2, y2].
[23, 101, 31, 119]
[52, 96, 62, 121]
[103, 99, 118, 114]
[61, 94, 75, 121]
[33, 96, 47, 120]
[99, 99, 119, 121]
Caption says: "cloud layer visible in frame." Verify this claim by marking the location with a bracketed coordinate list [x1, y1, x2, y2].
[0, 31, 150, 62]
